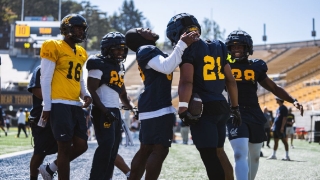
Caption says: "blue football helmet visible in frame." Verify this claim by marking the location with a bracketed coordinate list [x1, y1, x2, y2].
[166, 13, 201, 46]
[60, 14, 88, 43]
[225, 30, 253, 61]
[100, 32, 128, 63]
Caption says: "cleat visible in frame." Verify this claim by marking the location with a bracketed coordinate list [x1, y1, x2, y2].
[282, 156, 291, 161]
[39, 164, 54, 180]
[5, 132, 7, 136]
[267, 155, 277, 160]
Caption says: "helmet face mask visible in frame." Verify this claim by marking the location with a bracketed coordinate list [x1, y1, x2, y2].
[100, 32, 128, 63]
[225, 30, 253, 62]
[60, 14, 88, 43]
[166, 13, 201, 46]
[183, 26, 200, 34]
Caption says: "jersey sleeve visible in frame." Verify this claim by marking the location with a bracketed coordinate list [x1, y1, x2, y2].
[86, 55, 103, 71]
[253, 59, 268, 82]
[27, 66, 41, 93]
[137, 45, 163, 69]
[218, 40, 227, 73]
[40, 40, 59, 63]
[180, 45, 195, 67]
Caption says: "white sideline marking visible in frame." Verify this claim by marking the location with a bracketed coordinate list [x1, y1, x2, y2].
[0, 149, 33, 159]
[0, 141, 98, 160]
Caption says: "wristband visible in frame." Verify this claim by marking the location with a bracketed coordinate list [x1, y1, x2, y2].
[178, 102, 189, 108]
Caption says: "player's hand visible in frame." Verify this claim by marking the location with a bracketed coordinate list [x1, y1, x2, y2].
[230, 106, 242, 126]
[82, 96, 92, 108]
[293, 100, 304, 116]
[180, 31, 199, 46]
[179, 110, 200, 126]
[132, 107, 139, 120]
[280, 127, 284, 133]
[42, 111, 50, 122]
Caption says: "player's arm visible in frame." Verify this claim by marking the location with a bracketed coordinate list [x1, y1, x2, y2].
[87, 71, 108, 114]
[224, 63, 241, 126]
[40, 59, 55, 121]
[32, 88, 42, 99]
[224, 64, 238, 107]
[292, 115, 296, 124]
[259, 77, 303, 116]
[119, 85, 134, 111]
[147, 32, 199, 74]
[281, 116, 287, 133]
[80, 71, 92, 108]
[178, 63, 193, 114]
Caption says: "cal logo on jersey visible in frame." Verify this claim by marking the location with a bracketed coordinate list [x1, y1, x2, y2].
[40, 39, 88, 101]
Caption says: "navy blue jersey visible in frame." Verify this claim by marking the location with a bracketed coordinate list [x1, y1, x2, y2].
[27, 65, 43, 119]
[86, 55, 125, 94]
[136, 45, 172, 113]
[229, 59, 268, 106]
[180, 39, 227, 102]
[273, 105, 288, 131]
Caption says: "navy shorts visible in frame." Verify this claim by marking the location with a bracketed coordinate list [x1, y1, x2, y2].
[227, 121, 267, 143]
[31, 122, 58, 155]
[50, 103, 88, 141]
[139, 113, 175, 147]
[273, 130, 286, 139]
[190, 113, 229, 148]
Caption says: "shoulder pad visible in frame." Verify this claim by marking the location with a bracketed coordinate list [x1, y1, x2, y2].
[86, 55, 105, 71]
[40, 40, 57, 60]
[137, 45, 166, 65]
[249, 59, 268, 72]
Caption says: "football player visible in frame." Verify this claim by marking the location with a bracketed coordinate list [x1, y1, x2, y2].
[268, 97, 290, 161]
[125, 26, 198, 180]
[86, 32, 135, 179]
[225, 30, 304, 180]
[28, 66, 58, 180]
[0, 106, 7, 137]
[167, 13, 241, 180]
[40, 14, 92, 180]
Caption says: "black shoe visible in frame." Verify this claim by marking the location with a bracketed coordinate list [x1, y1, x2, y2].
[267, 145, 271, 148]
[5, 132, 7, 136]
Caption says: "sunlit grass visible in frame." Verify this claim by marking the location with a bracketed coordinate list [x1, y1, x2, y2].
[0, 128, 33, 155]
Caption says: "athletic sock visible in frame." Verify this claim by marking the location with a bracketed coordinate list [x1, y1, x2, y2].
[46, 164, 55, 176]
[272, 150, 277, 156]
[125, 171, 130, 178]
[49, 162, 58, 172]
[285, 151, 289, 157]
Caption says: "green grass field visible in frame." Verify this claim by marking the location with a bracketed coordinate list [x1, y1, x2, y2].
[161, 138, 320, 180]
[1, 130, 320, 180]
[0, 127, 33, 155]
